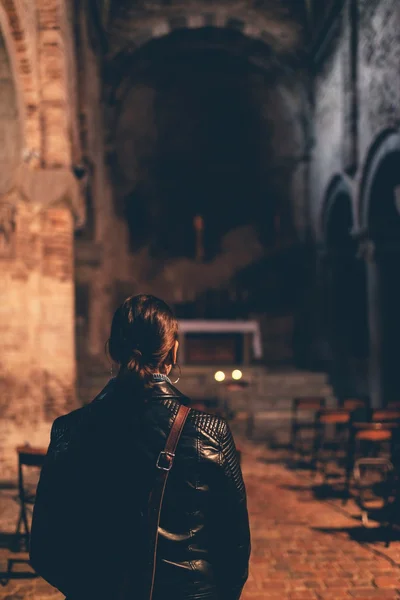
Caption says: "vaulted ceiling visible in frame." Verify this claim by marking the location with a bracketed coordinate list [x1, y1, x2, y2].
[90, 0, 310, 60]
[85, 0, 312, 257]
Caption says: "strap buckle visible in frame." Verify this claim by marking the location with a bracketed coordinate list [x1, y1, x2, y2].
[156, 451, 175, 471]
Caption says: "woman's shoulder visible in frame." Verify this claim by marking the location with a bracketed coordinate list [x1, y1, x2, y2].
[50, 379, 117, 443]
[186, 402, 230, 445]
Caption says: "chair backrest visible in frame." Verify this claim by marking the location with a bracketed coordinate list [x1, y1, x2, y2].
[293, 397, 326, 413]
[317, 408, 351, 425]
[17, 446, 47, 497]
[372, 409, 400, 423]
[386, 401, 400, 410]
[17, 446, 47, 469]
[343, 398, 368, 411]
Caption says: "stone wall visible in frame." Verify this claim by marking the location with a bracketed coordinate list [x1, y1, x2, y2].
[0, 1, 84, 478]
[311, 32, 344, 232]
[0, 200, 77, 478]
[311, 0, 400, 234]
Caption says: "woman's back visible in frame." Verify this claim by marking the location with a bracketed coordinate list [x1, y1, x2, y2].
[30, 295, 250, 600]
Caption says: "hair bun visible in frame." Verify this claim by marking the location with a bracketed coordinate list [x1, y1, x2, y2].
[127, 347, 143, 372]
[108, 294, 178, 384]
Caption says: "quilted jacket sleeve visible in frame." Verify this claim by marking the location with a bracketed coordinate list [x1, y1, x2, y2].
[211, 419, 251, 600]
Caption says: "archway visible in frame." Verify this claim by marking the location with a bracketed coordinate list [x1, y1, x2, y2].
[360, 131, 400, 407]
[321, 176, 368, 401]
[74, 6, 309, 401]
[0, 32, 22, 197]
[108, 26, 304, 271]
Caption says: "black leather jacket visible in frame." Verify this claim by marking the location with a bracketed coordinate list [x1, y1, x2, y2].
[30, 377, 251, 600]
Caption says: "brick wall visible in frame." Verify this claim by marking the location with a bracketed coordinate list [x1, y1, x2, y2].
[0, 0, 82, 478]
[0, 202, 76, 478]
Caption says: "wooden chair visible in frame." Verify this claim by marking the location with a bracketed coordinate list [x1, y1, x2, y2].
[15, 445, 47, 549]
[353, 455, 395, 532]
[386, 401, 400, 410]
[345, 414, 400, 501]
[373, 409, 400, 423]
[343, 398, 369, 411]
[313, 408, 352, 478]
[313, 398, 371, 480]
[291, 397, 326, 462]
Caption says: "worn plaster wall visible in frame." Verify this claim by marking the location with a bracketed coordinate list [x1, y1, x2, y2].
[357, 0, 400, 167]
[311, 0, 400, 234]
[311, 35, 344, 233]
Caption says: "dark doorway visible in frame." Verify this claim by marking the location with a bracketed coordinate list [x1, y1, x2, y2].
[323, 181, 369, 400]
[366, 150, 400, 405]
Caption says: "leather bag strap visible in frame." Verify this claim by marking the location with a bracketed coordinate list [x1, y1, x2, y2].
[147, 404, 190, 599]
[119, 403, 190, 600]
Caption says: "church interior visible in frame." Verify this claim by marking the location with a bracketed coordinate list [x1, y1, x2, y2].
[2, 0, 400, 596]
[1, 0, 400, 473]
[1, 5, 400, 588]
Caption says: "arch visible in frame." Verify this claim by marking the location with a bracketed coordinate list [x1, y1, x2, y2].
[320, 174, 354, 245]
[359, 129, 400, 233]
[108, 9, 302, 59]
[0, 0, 40, 159]
[106, 24, 293, 109]
[358, 129, 400, 407]
[319, 174, 369, 401]
[0, 31, 21, 195]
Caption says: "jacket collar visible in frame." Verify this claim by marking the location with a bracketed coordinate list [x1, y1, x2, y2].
[110, 373, 188, 404]
[149, 378, 188, 402]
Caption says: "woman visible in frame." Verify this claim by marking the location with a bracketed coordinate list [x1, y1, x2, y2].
[30, 294, 251, 600]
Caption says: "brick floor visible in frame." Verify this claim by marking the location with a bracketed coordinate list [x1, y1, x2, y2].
[1, 435, 400, 599]
[241, 440, 400, 600]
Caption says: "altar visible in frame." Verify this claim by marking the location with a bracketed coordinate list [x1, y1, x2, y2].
[178, 320, 262, 366]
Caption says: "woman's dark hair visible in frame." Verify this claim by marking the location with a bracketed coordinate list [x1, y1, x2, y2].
[108, 294, 178, 383]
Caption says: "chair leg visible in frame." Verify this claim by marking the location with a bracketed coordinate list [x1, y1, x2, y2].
[290, 421, 297, 451]
[21, 503, 30, 537]
[311, 424, 322, 474]
[344, 434, 356, 504]
[15, 502, 30, 551]
[361, 511, 369, 527]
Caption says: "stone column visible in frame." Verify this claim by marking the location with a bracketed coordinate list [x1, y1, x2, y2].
[373, 243, 400, 406]
[0, 167, 84, 477]
[359, 238, 400, 408]
[40, 206, 76, 421]
[324, 249, 354, 401]
[0, 193, 46, 477]
[363, 241, 383, 408]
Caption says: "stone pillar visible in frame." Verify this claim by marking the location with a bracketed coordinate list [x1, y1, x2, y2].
[324, 250, 354, 401]
[360, 239, 400, 408]
[0, 168, 83, 478]
[40, 206, 77, 421]
[0, 195, 45, 478]
[371, 244, 400, 406]
[363, 242, 383, 408]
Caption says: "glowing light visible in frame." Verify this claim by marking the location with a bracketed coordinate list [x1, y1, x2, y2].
[214, 371, 226, 382]
[232, 370, 243, 381]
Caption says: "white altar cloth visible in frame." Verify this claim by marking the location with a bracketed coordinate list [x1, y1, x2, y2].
[178, 320, 263, 359]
